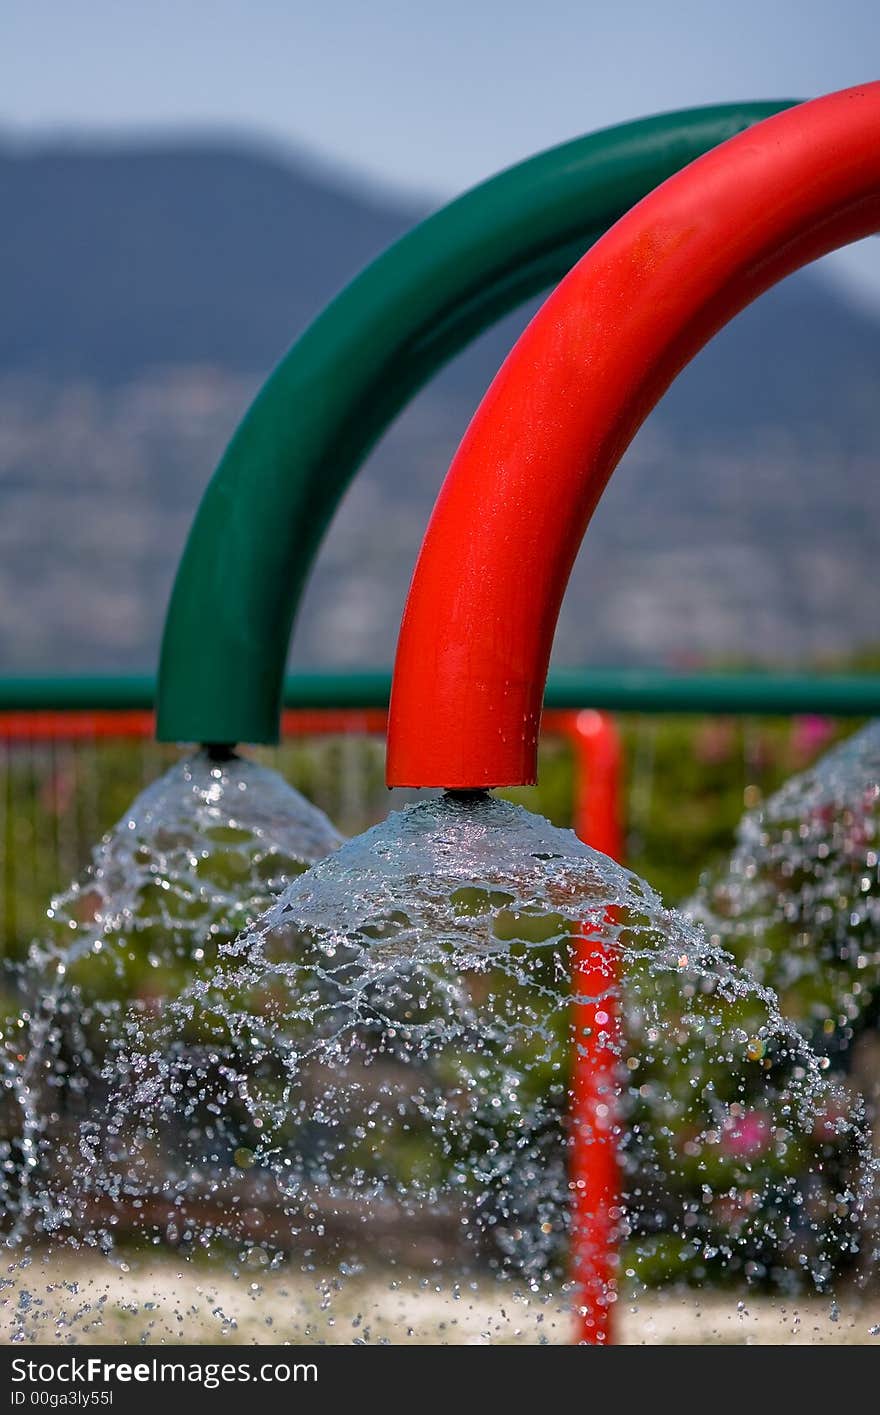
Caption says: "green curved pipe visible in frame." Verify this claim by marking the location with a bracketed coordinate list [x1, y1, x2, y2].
[157, 101, 795, 746]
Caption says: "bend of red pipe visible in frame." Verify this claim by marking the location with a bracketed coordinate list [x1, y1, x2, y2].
[386, 84, 880, 788]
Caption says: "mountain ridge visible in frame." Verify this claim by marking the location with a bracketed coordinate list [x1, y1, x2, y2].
[1, 134, 878, 673]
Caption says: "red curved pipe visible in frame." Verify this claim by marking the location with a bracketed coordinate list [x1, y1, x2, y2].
[386, 84, 880, 788]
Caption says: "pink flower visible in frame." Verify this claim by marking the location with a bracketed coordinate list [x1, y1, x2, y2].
[720, 1111, 771, 1159]
[791, 715, 835, 762]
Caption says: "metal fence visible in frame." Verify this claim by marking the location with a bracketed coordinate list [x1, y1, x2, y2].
[2, 668, 877, 967]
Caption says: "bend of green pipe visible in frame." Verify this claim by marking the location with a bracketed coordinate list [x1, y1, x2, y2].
[2, 670, 878, 717]
[157, 101, 795, 746]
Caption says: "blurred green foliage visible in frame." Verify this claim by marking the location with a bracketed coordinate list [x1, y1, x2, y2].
[0, 713, 858, 973]
[507, 713, 855, 900]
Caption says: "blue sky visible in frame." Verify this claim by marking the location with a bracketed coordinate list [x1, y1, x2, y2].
[4, 0, 879, 303]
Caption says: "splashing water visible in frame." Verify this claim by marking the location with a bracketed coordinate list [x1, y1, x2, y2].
[686, 720, 880, 1285]
[51, 789, 869, 1342]
[7, 749, 341, 1241]
[691, 721, 880, 1031]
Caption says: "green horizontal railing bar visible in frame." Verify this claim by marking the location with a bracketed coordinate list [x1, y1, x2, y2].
[1, 671, 879, 718]
[540, 670, 880, 716]
[0, 675, 157, 711]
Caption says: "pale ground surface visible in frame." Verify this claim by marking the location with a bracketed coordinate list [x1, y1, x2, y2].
[1, 1252, 878, 1345]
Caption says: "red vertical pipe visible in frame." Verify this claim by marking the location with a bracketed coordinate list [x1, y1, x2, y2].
[565, 710, 623, 1344]
[566, 710, 623, 861]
